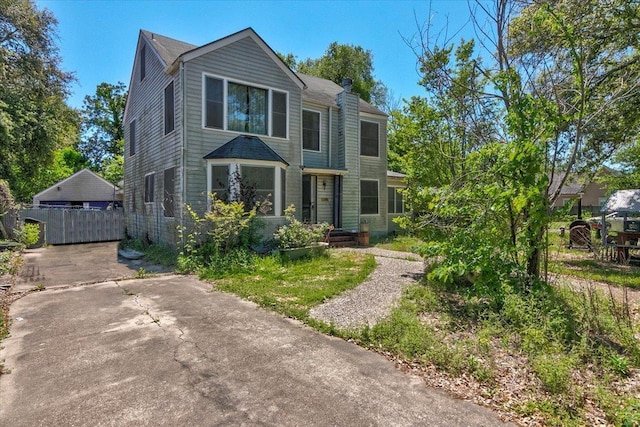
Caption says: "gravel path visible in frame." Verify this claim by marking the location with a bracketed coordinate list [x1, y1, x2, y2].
[309, 248, 424, 329]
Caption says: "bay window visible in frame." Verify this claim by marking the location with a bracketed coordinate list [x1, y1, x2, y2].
[207, 162, 286, 216]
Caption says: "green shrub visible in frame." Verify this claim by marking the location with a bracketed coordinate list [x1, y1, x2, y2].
[273, 205, 329, 249]
[177, 196, 265, 274]
[16, 223, 40, 247]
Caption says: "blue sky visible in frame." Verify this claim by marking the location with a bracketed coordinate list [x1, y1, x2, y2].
[36, 0, 475, 110]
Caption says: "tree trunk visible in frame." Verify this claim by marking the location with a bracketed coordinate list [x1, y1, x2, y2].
[526, 225, 545, 282]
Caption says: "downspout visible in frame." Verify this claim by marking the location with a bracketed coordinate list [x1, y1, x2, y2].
[356, 97, 361, 228]
[300, 106, 304, 168]
[328, 107, 332, 169]
[180, 60, 186, 247]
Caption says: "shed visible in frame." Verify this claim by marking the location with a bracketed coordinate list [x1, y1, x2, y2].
[33, 169, 123, 209]
[600, 189, 640, 214]
[599, 189, 640, 249]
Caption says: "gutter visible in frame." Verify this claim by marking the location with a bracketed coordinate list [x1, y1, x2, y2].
[180, 60, 186, 247]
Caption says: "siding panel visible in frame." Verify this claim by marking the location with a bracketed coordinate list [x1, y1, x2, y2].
[183, 36, 303, 217]
[124, 34, 182, 245]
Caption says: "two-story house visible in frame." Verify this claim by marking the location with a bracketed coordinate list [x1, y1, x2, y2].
[124, 28, 393, 246]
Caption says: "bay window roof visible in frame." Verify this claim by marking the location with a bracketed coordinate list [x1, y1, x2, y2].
[203, 135, 288, 165]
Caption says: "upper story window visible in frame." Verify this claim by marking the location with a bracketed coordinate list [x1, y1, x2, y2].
[140, 45, 146, 81]
[129, 120, 136, 156]
[228, 82, 267, 134]
[360, 120, 379, 157]
[204, 75, 288, 138]
[164, 81, 175, 135]
[303, 110, 320, 151]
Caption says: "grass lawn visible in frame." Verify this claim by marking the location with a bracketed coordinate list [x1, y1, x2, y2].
[371, 234, 423, 253]
[204, 250, 376, 324]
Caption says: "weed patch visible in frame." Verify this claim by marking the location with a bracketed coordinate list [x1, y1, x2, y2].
[357, 273, 640, 425]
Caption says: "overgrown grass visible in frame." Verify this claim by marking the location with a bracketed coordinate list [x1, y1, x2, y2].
[119, 238, 177, 267]
[205, 251, 376, 322]
[546, 221, 640, 289]
[371, 234, 423, 253]
[550, 258, 640, 289]
[0, 249, 22, 277]
[352, 272, 640, 426]
[1, 248, 23, 366]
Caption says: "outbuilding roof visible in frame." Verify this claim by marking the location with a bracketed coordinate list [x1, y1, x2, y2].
[601, 189, 640, 213]
[203, 135, 289, 165]
[32, 169, 121, 204]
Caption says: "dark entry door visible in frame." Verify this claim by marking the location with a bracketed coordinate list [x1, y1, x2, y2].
[302, 175, 316, 223]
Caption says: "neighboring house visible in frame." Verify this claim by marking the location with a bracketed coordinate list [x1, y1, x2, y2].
[124, 27, 392, 246]
[33, 168, 122, 209]
[550, 167, 617, 215]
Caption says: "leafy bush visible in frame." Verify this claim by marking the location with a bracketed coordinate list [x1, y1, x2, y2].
[177, 196, 265, 274]
[15, 223, 40, 247]
[273, 205, 329, 249]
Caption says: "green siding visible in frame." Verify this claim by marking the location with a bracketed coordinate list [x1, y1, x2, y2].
[182, 36, 303, 217]
[124, 34, 182, 246]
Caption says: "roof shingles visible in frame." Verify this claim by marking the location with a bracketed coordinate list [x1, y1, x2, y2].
[203, 135, 289, 165]
[140, 30, 385, 115]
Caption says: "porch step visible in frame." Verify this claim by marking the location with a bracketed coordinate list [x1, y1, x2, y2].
[327, 230, 357, 248]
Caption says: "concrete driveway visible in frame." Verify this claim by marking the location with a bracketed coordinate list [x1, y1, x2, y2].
[13, 241, 168, 291]
[0, 245, 511, 426]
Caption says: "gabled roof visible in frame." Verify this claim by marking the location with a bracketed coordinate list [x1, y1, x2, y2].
[298, 73, 386, 116]
[549, 174, 584, 197]
[33, 169, 121, 204]
[142, 27, 304, 90]
[203, 135, 289, 165]
[140, 30, 196, 67]
[137, 28, 385, 116]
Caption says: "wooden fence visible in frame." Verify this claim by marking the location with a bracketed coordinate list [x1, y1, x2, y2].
[3, 208, 124, 245]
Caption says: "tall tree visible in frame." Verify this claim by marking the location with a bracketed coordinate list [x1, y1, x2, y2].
[0, 0, 78, 201]
[78, 82, 127, 172]
[283, 42, 388, 108]
[400, 0, 640, 283]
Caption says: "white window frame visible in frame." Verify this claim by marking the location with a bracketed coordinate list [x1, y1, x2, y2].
[144, 172, 155, 204]
[302, 109, 322, 152]
[360, 179, 380, 216]
[206, 159, 286, 216]
[360, 120, 380, 158]
[388, 186, 405, 214]
[202, 73, 289, 139]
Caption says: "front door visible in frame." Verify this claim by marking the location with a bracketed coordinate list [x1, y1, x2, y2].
[302, 175, 316, 223]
